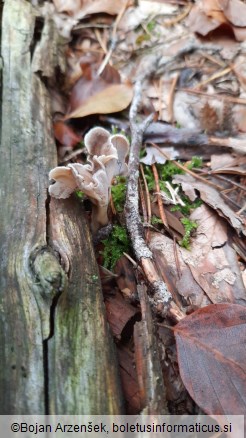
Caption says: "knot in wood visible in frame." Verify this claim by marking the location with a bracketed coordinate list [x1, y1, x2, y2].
[30, 246, 67, 298]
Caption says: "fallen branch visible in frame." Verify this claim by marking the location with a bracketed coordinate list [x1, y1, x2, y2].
[125, 79, 184, 322]
[144, 122, 246, 153]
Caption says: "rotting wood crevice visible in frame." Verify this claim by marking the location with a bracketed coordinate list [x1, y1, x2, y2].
[45, 189, 51, 246]
[43, 288, 63, 414]
[30, 15, 44, 61]
[43, 191, 65, 414]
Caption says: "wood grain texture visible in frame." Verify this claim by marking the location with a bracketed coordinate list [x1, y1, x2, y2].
[134, 285, 169, 414]
[0, 0, 122, 414]
[48, 197, 123, 414]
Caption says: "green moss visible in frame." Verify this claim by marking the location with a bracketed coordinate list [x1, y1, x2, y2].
[187, 156, 203, 169]
[171, 197, 202, 215]
[143, 162, 183, 193]
[151, 215, 163, 225]
[158, 162, 184, 181]
[179, 218, 198, 249]
[142, 160, 203, 249]
[111, 177, 127, 213]
[136, 33, 151, 45]
[102, 225, 131, 270]
[75, 190, 84, 200]
[146, 20, 156, 32]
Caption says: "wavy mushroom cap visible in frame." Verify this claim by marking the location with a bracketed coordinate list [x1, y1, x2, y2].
[49, 167, 77, 199]
[68, 162, 109, 206]
[84, 127, 117, 157]
[111, 134, 129, 176]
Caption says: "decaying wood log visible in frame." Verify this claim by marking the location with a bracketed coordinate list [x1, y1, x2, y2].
[134, 285, 169, 414]
[0, 0, 122, 414]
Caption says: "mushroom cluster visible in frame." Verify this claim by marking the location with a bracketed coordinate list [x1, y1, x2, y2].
[49, 127, 129, 232]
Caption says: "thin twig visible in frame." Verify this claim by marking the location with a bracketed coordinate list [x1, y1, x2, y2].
[199, 51, 226, 68]
[163, 3, 192, 27]
[152, 163, 169, 228]
[140, 164, 152, 224]
[97, 0, 129, 76]
[180, 87, 246, 105]
[237, 202, 246, 215]
[173, 237, 182, 280]
[139, 179, 148, 224]
[167, 73, 179, 124]
[194, 66, 232, 90]
[150, 142, 223, 190]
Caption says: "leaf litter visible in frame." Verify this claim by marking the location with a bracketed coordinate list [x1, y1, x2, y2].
[45, 0, 246, 418]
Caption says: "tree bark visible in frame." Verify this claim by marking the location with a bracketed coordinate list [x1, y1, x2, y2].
[0, 0, 123, 414]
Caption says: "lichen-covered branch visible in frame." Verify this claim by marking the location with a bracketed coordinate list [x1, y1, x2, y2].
[125, 80, 184, 321]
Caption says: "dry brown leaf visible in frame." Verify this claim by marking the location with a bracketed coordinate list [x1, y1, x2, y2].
[53, 0, 126, 17]
[186, 4, 225, 37]
[210, 153, 238, 169]
[68, 62, 121, 113]
[53, 121, 81, 148]
[200, 102, 220, 134]
[119, 1, 177, 31]
[65, 83, 133, 119]
[187, 0, 246, 41]
[140, 146, 178, 165]
[174, 303, 246, 416]
[233, 105, 246, 132]
[218, 0, 246, 27]
[149, 204, 246, 308]
[53, 0, 81, 14]
[173, 174, 245, 235]
[105, 290, 140, 341]
[76, 0, 127, 19]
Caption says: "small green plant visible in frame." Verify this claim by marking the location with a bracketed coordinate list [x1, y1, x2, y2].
[102, 225, 131, 270]
[151, 215, 163, 225]
[179, 218, 198, 249]
[143, 162, 184, 192]
[75, 190, 84, 199]
[136, 33, 151, 45]
[171, 197, 202, 215]
[187, 156, 203, 170]
[158, 162, 184, 181]
[146, 20, 156, 32]
[111, 177, 127, 213]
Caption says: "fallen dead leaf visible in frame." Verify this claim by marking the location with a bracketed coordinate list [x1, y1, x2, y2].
[174, 303, 246, 415]
[119, 1, 177, 31]
[218, 0, 246, 27]
[140, 146, 178, 165]
[105, 290, 140, 341]
[149, 205, 246, 308]
[186, 2, 226, 37]
[53, 0, 81, 15]
[187, 0, 246, 41]
[53, 121, 81, 147]
[78, 0, 128, 21]
[65, 83, 133, 119]
[173, 174, 245, 235]
[53, 0, 127, 17]
[68, 62, 121, 112]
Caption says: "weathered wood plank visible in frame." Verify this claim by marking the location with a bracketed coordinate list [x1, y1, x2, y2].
[0, 0, 122, 414]
[0, 0, 52, 414]
[48, 197, 123, 414]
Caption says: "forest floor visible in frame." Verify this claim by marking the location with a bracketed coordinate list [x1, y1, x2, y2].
[46, 0, 246, 418]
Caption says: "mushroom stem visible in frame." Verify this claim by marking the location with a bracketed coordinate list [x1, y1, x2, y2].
[91, 204, 109, 233]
